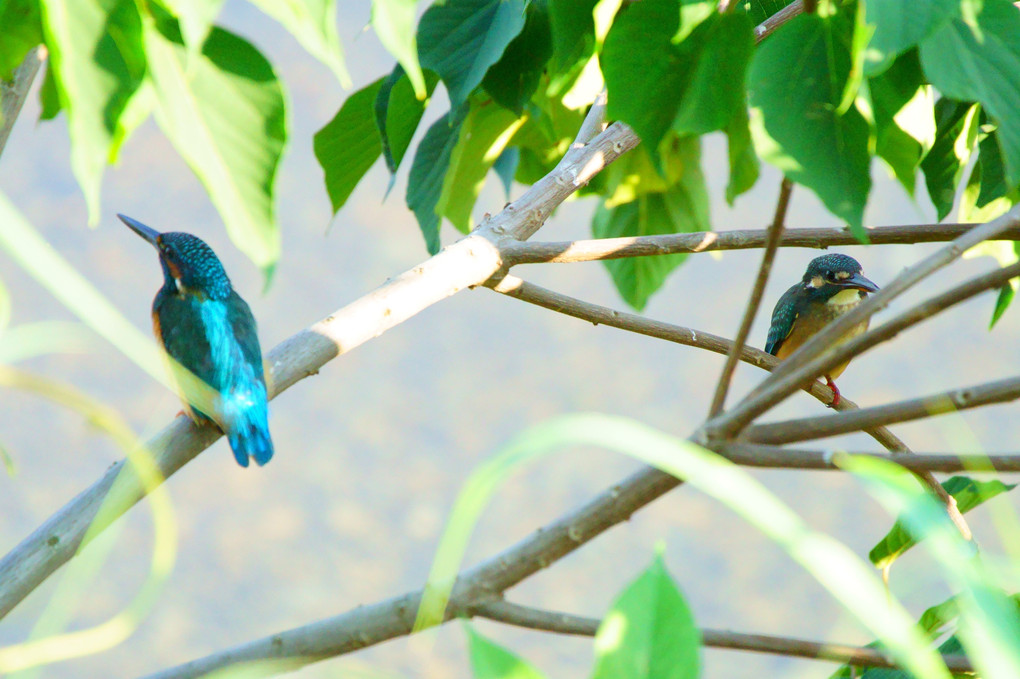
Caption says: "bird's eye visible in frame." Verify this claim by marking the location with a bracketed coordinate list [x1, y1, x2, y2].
[825, 271, 836, 281]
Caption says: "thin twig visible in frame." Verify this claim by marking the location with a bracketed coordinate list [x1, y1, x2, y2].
[501, 222, 1010, 265]
[754, 0, 806, 41]
[473, 600, 974, 672]
[571, 88, 609, 149]
[718, 443, 1020, 473]
[0, 46, 44, 160]
[709, 178, 793, 416]
[743, 376, 1020, 445]
[704, 203, 1020, 440]
[488, 275, 910, 454]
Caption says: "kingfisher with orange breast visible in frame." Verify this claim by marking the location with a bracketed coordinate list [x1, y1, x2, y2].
[120, 214, 274, 467]
[765, 254, 879, 407]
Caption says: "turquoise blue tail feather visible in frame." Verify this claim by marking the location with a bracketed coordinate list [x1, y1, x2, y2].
[120, 214, 274, 467]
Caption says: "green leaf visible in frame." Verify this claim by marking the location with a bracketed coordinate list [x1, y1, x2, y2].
[108, 80, 154, 163]
[416, 414, 953, 678]
[417, 0, 528, 110]
[920, 0, 1020, 188]
[863, 0, 958, 75]
[672, 12, 754, 138]
[492, 146, 518, 199]
[919, 596, 960, 639]
[991, 280, 1018, 329]
[0, 0, 43, 79]
[375, 66, 439, 177]
[592, 553, 700, 679]
[977, 129, 1011, 208]
[749, 11, 871, 240]
[602, 0, 729, 162]
[465, 625, 547, 679]
[725, 106, 759, 204]
[372, 0, 426, 99]
[38, 62, 61, 121]
[247, 0, 350, 88]
[144, 15, 286, 275]
[39, 0, 145, 225]
[406, 106, 468, 254]
[315, 78, 384, 216]
[481, 0, 552, 115]
[869, 50, 934, 197]
[438, 101, 525, 233]
[921, 99, 980, 221]
[548, 0, 596, 73]
[0, 440, 14, 477]
[159, 0, 224, 50]
[869, 475, 1016, 569]
[595, 137, 709, 311]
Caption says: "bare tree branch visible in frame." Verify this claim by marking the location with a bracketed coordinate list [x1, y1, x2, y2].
[0, 114, 643, 622]
[743, 376, 1020, 445]
[140, 464, 685, 678]
[718, 443, 1020, 473]
[703, 203, 1020, 441]
[473, 600, 974, 672]
[709, 177, 793, 416]
[488, 274, 910, 454]
[754, 0, 806, 42]
[500, 222, 1016, 265]
[0, 46, 44, 160]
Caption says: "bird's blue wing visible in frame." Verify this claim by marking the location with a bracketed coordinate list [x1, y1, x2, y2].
[765, 284, 802, 356]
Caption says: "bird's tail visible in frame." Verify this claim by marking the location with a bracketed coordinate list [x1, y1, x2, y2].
[226, 404, 274, 467]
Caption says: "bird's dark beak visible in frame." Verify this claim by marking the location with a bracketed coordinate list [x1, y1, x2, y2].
[840, 272, 879, 293]
[118, 214, 160, 248]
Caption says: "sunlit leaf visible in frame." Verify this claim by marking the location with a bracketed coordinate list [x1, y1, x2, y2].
[372, 0, 426, 99]
[159, 0, 224, 50]
[143, 14, 286, 276]
[920, 0, 1020, 188]
[749, 10, 871, 240]
[0, 440, 14, 477]
[869, 50, 933, 197]
[415, 414, 952, 678]
[39, 0, 145, 224]
[869, 476, 1016, 570]
[417, 0, 528, 110]
[315, 78, 384, 217]
[844, 456, 1020, 679]
[466, 625, 547, 679]
[921, 99, 980, 221]
[247, 0, 349, 87]
[406, 106, 468, 253]
[437, 101, 525, 232]
[0, 0, 43, 79]
[592, 553, 700, 679]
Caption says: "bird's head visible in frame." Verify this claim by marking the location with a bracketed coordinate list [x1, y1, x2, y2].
[119, 214, 233, 300]
[801, 253, 879, 299]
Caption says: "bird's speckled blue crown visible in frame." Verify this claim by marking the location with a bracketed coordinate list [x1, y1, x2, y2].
[803, 253, 863, 280]
[159, 232, 233, 300]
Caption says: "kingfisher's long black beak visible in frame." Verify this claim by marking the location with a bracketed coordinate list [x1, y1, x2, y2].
[118, 214, 161, 247]
[840, 272, 879, 293]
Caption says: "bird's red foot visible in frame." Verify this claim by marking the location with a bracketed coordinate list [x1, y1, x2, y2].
[824, 377, 841, 408]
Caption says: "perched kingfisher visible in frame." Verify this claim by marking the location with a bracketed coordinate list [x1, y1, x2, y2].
[120, 214, 274, 467]
[765, 253, 879, 406]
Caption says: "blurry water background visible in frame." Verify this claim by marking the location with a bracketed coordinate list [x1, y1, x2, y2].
[1, 1, 1018, 677]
